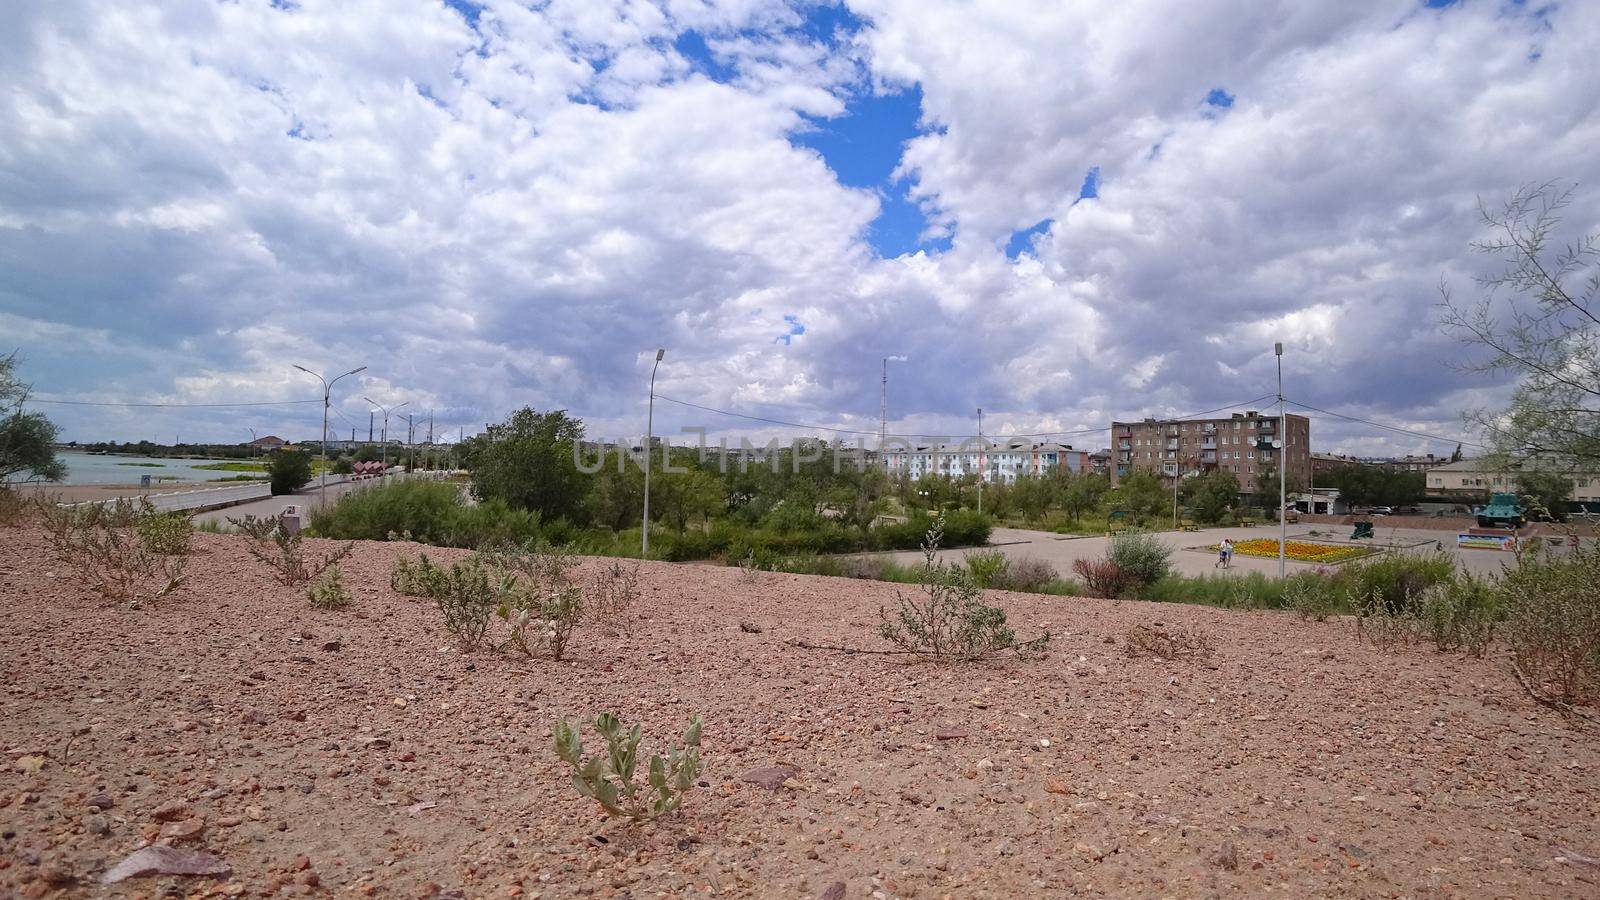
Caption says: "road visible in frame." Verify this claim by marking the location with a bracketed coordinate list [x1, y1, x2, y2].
[190, 475, 365, 527]
[872, 522, 1526, 580]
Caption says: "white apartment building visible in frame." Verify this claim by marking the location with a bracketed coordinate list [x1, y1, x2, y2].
[881, 440, 1090, 484]
[1427, 457, 1600, 503]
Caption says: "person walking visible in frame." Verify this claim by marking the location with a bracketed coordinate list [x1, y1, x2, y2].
[1216, 538, 1234, 569]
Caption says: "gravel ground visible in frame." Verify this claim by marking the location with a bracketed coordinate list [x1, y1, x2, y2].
[2, 525, 1598, 898]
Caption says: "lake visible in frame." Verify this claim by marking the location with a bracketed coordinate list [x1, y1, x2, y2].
[53, 451, 267, 485]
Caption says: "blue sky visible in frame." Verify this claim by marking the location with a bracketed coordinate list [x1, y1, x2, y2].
[1, 0, 1595, 455]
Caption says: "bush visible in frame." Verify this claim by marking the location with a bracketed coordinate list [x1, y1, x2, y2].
[498, 581, 583, 660]
[1500, 540, 1600, 714]
[1139, 572, 1286, 609]
[553, 713, 703, 821]
[40, 498, 187, 604]
[431, 555, 505, 651]
[136, 511, 192, 556]
[232, 513, 353, 586]
[267, 450, 313, 496]
[586, 560, 641, 631]
[0, 486, 25, 527]
[963, 549, 1009, 589]
[1107, 530, 1172, 588]
[996, 556, 1058, 593]
[1340, 552, 1455, 616]
[1418, 573, 1501, 658]
[878, 522, 1049, 661]
[310, 480, 542, 549]
[1071, 558, 1136, 599]
[308, 564, 353, 610]
[391, 551, 449, 597]
[1284, 569, 1343, 621]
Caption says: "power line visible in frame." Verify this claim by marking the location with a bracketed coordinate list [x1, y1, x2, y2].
[652, 392, 1279, 441]
[1284, 398, 1487, 450]
[30, 397, 322, 409]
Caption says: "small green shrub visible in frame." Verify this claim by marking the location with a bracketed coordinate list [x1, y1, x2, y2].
[964, 549, 1009, 589]
[1340, 552, 1455, 616]
[391, 551, 449, 597]
[1284, 569, 1343, 621]
[553, 713, 704, 821]
[308, 564, 353, 610]
[1107, 530, 1172, 588]
[878, 523, 1049, 661]
[432, 555, 504, 651]
[498, 581, 583, 660]
[1500, 539, 1600, 714]
[1418, 573, 1501, 658]
[40, 498, 187, 603]
[0, 487, 26, 527]
[231, 513, 352, 586]
[586, 560, 641, 630]
[996, 556, 1058, 592]
[136, 511, 192, 556]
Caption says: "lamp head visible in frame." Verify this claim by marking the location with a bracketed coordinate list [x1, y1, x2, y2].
[1274, 342, 1283, 357]
[655, 348, 665, 361]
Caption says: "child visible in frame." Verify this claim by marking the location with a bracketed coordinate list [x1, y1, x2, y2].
[1216, 538, 1234, 569]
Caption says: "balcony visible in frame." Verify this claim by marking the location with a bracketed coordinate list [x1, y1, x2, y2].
[1118, 441, 1130, 450]
[1258, 420, 1276, 432]
[1201, 439, 1216, 449]
[1201, 451, 1216, 462]
[1165, 440, 1179, 450]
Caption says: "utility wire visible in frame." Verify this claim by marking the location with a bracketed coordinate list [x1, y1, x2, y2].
[30, 397, 322, 408]
[1284, 398, 1487, 450]
[652, 392, 1279, 441]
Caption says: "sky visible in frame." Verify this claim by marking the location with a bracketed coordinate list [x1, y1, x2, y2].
[3, 0, 1599, 456]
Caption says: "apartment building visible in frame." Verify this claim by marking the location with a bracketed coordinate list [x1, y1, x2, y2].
[1312, 452, 1449, 478]
[882, 439, 1090, 484]
[1110, 410, 1311, 494]
[1427, 457, 1600, 504]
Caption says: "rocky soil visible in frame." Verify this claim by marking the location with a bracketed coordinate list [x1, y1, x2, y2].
[2, 525, 1598, 898]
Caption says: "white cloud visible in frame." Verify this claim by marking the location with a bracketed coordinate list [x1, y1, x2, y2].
[1, 0, 1596, 457]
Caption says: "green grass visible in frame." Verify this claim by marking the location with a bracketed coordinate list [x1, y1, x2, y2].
[208, 473, 267, 482]
[195, 461, 267, 472]
[117, 462, 166, 468]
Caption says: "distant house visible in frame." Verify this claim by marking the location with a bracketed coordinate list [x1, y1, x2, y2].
[249, 435, 287, 450]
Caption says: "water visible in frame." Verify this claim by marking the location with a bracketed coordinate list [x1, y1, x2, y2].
[54, 451, 268, 485]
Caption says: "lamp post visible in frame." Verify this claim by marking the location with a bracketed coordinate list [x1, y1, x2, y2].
[293, 364, 367, 508]
[976, 407, 984, 515]
[642, 349, 665, 557]
[248, 427, 258, 458]
[362, 398, 408, 469]
[1275, 341, 1286, 578]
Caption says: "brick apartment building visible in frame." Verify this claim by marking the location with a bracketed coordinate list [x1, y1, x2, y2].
[1110, 410, 1311, 494]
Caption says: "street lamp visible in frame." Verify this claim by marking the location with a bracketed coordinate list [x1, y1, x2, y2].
[1275, 341, 1286, 578]
[976, 407, 984, 515]
[247, 427, 258, 458]
[362, 398, 409, 469]
[642, 349, 665, 557]
[293, 364, 367, 508]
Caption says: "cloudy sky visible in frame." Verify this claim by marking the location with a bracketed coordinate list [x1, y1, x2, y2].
[3, 0, 1598, 455]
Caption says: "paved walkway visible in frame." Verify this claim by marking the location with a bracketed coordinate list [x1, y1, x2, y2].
[189, 476, 362, 526]
[873, 522, 1524, 580]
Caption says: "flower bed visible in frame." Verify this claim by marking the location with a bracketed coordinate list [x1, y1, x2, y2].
[1212, 538, 1373, 564]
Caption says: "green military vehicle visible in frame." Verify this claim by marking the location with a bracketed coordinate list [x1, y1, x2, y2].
[1473, 492, 1526, 529]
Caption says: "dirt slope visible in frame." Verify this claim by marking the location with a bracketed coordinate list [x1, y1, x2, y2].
[1, 526, 1597, 898]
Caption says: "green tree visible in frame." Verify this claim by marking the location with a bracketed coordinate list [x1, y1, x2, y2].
[1182, 471, 1239, 523]
[1516, 469, 1574, 521]
[471, 407, 589, 520]
[1056, 471, 1109, 523]
[1253, 462, 1306, 510]
[1116, 472, 1167, 525]
[268, 449, 313, 496]
[0, 352, 65, 483]
[588, 463, 645, 531]
[1011, 474, 1054, 522]
[1441, 182, 1600, 467]
[651, 466, 726, 532]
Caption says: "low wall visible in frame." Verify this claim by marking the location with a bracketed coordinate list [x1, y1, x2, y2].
[1294, 512, 1599, 537]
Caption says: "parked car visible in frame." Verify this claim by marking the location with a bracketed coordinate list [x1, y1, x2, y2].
[1371, 506, 1394, 516]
